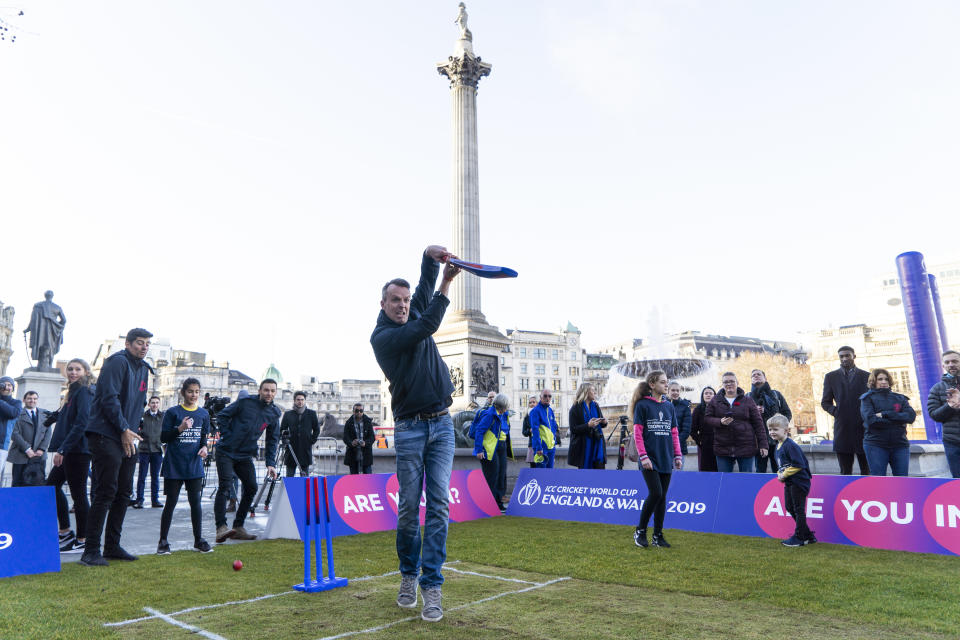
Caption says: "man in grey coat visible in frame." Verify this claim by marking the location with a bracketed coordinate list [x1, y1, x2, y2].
[9, 390, 52, 486]
[132, 396, 164, 508]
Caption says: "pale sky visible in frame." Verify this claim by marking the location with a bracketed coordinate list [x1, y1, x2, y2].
[1, 1, 957, 383]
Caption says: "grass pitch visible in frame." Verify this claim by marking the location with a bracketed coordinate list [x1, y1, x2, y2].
[1, 517, 957, 639]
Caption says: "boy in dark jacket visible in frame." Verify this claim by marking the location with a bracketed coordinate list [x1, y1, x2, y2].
[769, 413, 814, 547]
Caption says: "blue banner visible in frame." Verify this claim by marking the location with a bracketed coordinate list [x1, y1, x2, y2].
[507, 469, 960, 556]
[0, 487, 60, 579]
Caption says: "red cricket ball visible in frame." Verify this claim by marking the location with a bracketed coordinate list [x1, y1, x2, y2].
[233, 560, 243, 571]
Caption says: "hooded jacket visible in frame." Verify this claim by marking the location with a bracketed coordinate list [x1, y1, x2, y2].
[860, 388, 915, 449]
[927, 373, 960, 447]
[87, 349, 153, 441]
[216, 395, 281, 467]
[704, 388, 767, 458]
[371, 252, 454, 420]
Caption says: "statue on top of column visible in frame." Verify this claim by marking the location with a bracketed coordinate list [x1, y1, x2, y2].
[455, 2, 472, 41]
[23, 290, 66, 371]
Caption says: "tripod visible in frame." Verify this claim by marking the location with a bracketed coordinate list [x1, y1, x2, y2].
[250, 433, 308, 515]
[605, 416, 630, 470]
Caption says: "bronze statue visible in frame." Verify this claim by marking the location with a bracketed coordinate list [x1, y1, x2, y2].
[23, 290, 66, 371]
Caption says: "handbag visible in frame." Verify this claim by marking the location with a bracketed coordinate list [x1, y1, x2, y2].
[23, 456, 46, 486]
[524, 447, 536, 463]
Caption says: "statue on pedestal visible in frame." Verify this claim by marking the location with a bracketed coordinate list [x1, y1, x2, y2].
[455, 2, 472, 41]
[23, 290, 66, 371]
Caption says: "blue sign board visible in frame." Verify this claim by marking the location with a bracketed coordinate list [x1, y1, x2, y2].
[0, 486, 61, 579]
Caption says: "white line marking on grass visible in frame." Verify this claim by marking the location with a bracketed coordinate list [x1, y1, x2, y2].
[443, 566, 540, 585]
[143, 607, 229, 640]
[103, 567, 414, 628]
[313, 576, 572, 640]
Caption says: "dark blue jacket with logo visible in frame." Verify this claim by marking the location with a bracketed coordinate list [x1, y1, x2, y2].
[371, 252, 454, 420]
[671, 398, 693, 455]
[860, 388, 916, 449]
[216, 396, 281, 467]
[86, 350, 153, 441]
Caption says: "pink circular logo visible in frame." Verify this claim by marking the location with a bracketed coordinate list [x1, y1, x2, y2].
[753, 477, 800, 539]
[331, 475, 395, 533]
[921, 480, 960, 555]
[833, 477, 927, 552]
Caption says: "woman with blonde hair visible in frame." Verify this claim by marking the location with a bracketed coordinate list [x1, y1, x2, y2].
[568, 383, 607, 469]
[45, 358, 95, 552]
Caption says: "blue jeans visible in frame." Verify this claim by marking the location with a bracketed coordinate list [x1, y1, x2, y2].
[864, 443, 909, 476]
[716, 455, 755, 473]
[394, 413, 455, 588]
[534, 447, 556, 469]
[136, 451, 163, 503]
[944, 442, 960, 479]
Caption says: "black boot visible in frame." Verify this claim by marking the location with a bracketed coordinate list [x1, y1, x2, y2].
[633, 527, 648, 548]
[652, 531, 671, 548]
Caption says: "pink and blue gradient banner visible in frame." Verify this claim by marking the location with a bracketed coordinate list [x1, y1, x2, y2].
[507, 469, 960, 556]
[284, 469, 501, 539]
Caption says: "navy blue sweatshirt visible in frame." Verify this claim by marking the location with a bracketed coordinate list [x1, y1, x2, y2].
[775, 437, 811, 491]
[371, 252, 454, 420]
[51, 384, 94, 455]
[633, 397, 681, 474]
[216, 396, 280, 467]
[161, 405, 210, 479]
[87, 349, 153, 441]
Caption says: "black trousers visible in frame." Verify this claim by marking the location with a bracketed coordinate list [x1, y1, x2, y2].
[638, 469, 672, 532]
[837, 452, 870, 475]
[784, 483, 811, 539]
[46, 453, 91, 537]
[11, 463, 26, 487]
[85, 434, 137, 554]
[756, 449, 780, 474]
[214, 455, 257, 528]
[479, 442, 507, 506]
[160, 477, 204, 543]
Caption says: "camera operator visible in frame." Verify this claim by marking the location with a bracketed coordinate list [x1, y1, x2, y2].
[213, 379, 281, 543]
[343, 403, 375, 474]
[280, 391, 319, 476]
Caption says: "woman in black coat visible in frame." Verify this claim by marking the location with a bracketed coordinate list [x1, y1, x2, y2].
[568, 384, 607, 469]
[689, 387, 717, 472]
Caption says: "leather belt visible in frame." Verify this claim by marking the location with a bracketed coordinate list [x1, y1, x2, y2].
[398, 409, 449, 422]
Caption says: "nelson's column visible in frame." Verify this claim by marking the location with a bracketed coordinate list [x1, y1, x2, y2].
[434, 3, 509, 411]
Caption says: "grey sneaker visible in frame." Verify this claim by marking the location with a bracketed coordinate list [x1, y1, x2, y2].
[396, 574, 418, 609]
[421, 587, 443, 622]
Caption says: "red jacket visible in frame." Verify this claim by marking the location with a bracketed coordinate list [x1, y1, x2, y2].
[704, 388, 767, 458]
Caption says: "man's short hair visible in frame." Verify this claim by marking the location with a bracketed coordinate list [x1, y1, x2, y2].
[126, 327, 153, 343]
[23, 390, 38, 400]
[667, 380, 681, 388]
[751, 369, 765, 376]
[942, 350, 960, 359]
[293, 390, 307, 400]
[493, 393, 510, 412]
[838, 346, 855, 355]
[149, 395, 160, 402]
[721, 371, 737, 380]
[260, 378, 278, 389]
[766, 413, 790, 432]
[381, 278, 411, 301]
[353, 403, 363, 409]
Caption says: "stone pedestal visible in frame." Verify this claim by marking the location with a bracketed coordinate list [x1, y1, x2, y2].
[435, 317, 509, 412]
[14, 369, 66, 411]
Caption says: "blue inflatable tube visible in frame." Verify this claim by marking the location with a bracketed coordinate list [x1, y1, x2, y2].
[895, 252, 942, 442]
[928, 273, 949, 355]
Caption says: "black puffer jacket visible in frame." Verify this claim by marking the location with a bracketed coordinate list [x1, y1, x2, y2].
[927, 374, 960, 447]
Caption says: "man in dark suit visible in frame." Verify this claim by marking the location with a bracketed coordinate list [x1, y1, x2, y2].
[821, 346, 870, 475]
[9, 391, 52, 486]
